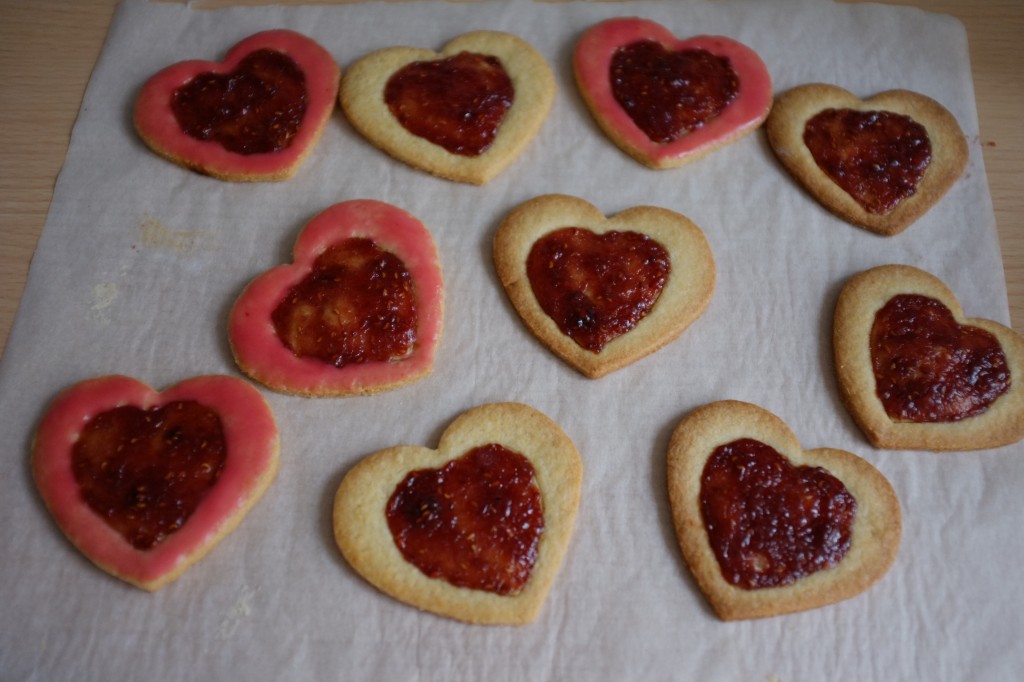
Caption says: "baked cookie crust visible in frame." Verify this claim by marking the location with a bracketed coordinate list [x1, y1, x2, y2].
[766, 83, 968, 235]
[493, 193, 715, 378]
[667, 400, 901, 621]
[834, 264, 1024, 450]
[333, 402, 582, 625]
[340, 31, 555, 184]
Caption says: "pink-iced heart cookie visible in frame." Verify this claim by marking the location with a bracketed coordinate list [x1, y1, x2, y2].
[32, 375, 279, 591]
[334, 402, 582, 624]
[574, 17, 772, 169]
[228, 200, 444, 397]
[340, 31, 555, 184]
[493, 194, 715, 378]
[134, 30, 340, 181]
[667, 400, 901, 620]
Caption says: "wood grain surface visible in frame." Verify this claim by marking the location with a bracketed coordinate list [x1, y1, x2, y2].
[0, 0, 1020, 359]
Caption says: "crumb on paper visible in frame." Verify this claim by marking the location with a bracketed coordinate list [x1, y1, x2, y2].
[217, 584, 259, 640]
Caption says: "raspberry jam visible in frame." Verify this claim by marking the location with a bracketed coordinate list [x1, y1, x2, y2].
[526, 227, 671, 353]
[700, 438, 856, 589]
[803, 108, 932, 214]
[172, 48, 308, 155]
[271, 238, 418, 368]
[610, 40, 739, 144]
[71, 401, 227, 550]
[386, 444, 544, 595]
[871, 294, 1010, 422]
[385, 51, 514, 156]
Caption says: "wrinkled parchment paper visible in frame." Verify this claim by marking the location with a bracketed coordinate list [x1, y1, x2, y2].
[2, 1, 1021, 680]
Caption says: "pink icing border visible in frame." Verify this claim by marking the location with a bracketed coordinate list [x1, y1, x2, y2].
[133, 30, 340, 179]
[32, 375, 279, 587]
[228, 200, 444, 395]
[574, 18, 773, 165]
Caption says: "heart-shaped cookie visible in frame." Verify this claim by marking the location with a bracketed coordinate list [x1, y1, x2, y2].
[667, 400, 901, 621]
[32, 375, 279, 591]
[573, 17, 773, 169]
[766, 84, 968, 235]
[228, 200, 443, 397]
[340, 31, 555, 184]
[834, 264, 1024, 450]
[333, 402, 582, 625]
[493, 194, 715, 378]
[134, 30, 340, 181]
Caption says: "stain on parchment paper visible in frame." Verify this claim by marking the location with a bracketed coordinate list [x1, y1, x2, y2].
[217, 584, 260, 640]
[139, 213, 216, 253]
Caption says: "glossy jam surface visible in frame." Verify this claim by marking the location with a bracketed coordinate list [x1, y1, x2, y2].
[526, 227, 671, 353]
[871, 294, 1010, 422]
[71, 401, 226, 550]
[385, 51, 514, 156]
[172, 48, 307, 155]
[700, 438, 856, 590]
[386, 444, 544, 595]
[610, 40, 739, 144]
[804, 108, 932, 214]
[271, 238, 417, 368]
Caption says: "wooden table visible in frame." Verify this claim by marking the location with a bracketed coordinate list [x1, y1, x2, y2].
[1, 0, 1021, 358]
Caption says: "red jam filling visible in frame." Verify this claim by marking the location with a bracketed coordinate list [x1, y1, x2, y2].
[871, 294, 1010, 422]
[271, 237, 418, 368]
[385, 444, 544, 595]
[526, 227, 671, 353]
[804, 108, 932, 214]
[610, 40, 739, 144]
[384, 51, 514, 156]
[171, 48, 308, 155]
[71, 401, 227, 551]
[700, 438, 856, 590]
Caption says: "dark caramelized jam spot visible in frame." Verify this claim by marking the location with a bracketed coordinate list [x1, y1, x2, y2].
[700, 438, 856, 590]
[870, 294, 1010, 422]
[384, 51, 514, 156]
[526, 227, 671, 353]
[271, 238, 417, 368]
[610, 40, 739, 144]
[171, 48, 307, 155]
[385, 444, 544, 595]
[803, 108, 932, 214]
[71, 401, 227, 550]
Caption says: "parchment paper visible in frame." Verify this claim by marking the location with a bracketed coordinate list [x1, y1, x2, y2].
[2, 1, 1021, 680]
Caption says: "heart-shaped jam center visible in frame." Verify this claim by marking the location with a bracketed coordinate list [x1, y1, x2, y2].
[385, 444, 544, 595]
[384, 51, 514, 156]
[271, 237, 418, 368]
[871, 294, 1010, 422]
[610, 40, 739, 144]
[526, 227, 671, 353]
[700, 438, 857, 589]
[803, 108, 932, 214]
[171, 48, 308, 155]
[71, 401, 227, 550]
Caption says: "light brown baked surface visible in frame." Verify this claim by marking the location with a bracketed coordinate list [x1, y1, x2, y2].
[766, 83, 968, 236]
[834, 264, 1024, 451]
[339, 31, 555, 185]
[493, 193, 715, 378]
[666, 400, 901, 621]
[333, 402, 582, 625]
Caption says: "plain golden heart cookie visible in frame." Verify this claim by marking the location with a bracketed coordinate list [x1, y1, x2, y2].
[340, 31, 555, 184]
[834, 264, 1024, 450]
[333, 402, 582, 625]
[493, 194, 715, 378]
[667, 400, 901, 621]
[766, 83, 967, 235]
